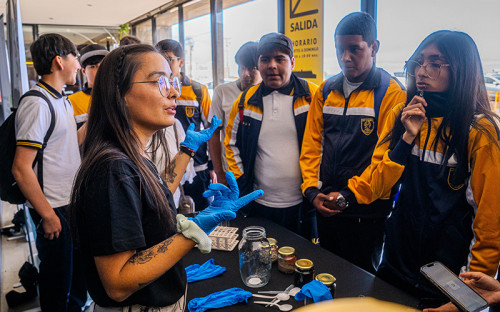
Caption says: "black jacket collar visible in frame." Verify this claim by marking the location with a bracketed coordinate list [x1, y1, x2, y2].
[248, 74, 310, 107]
[330, 66, 382, 95]
[37, 80, 63, 99]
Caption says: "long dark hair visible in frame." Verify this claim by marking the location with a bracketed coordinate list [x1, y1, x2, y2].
[70, 44, 173, 240]
[382, 30, 500, 177]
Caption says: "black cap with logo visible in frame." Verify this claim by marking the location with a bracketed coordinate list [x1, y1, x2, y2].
[258, 33, 293, 57]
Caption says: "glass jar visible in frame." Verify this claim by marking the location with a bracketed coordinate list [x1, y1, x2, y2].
[294, 259, 315, 287]
[238, 226, 271, 288]
[277, 246, 296, 274]
[267, 238, 278, 263]
[315, 273, 336, 298]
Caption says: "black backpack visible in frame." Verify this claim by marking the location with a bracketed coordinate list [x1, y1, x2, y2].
[0, 90, 55, 204]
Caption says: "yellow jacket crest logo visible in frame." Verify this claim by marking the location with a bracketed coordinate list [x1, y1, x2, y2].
[361, 118, 375, 136]
[185, 107, 195, 118]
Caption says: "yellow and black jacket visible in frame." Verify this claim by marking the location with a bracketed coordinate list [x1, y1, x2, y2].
[175, 74, 211, 169]
[300, 67, 406, 218]
[225, 74, 318, 196]
[68, 84, 92, 128]
[355, 102, 500, 294]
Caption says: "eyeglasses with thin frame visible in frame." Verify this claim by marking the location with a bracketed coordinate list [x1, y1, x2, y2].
[165, 56, 181, 63]
[406, 60, 450, 80]
[132, 75, 181, 97]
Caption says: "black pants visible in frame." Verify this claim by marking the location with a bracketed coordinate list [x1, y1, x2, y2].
[30, 206, 87, 312]
[317, 214, 386, 273]
[183, 168, 211, 211]
[246, 199, 317, 240]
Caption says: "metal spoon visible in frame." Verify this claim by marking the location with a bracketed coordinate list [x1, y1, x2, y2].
[254, 301, 293, 311]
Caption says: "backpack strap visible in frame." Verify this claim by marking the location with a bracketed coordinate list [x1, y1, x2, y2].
[297, 78, 312, 103]
[374, 69, 391, 121]
[322, 77, 335, 103]
[238, 89, 249, 123]
[191, 80, 203, 107]
[19, 90, 55, 193]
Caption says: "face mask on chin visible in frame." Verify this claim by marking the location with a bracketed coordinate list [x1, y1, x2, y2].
[420, 91, 450, 118]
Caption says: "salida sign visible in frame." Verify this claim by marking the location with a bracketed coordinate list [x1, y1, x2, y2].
[285, 0, 323, 85]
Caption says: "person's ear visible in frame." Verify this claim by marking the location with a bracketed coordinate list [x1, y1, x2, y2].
[179, 58, 185, 68]
[290, 56, 295, 70]
[371, 40, 380, 57]
[53, 55, 64, 70]
[81, 67, 86, 75]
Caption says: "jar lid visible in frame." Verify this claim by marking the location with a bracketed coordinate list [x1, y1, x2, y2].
[267, 238, 277, 246]
[278, 246, 295, 255]
[315, 273, 336, 285]
[295, 259, 314, 269]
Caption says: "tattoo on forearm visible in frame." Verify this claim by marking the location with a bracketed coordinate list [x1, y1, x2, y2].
[127, 236, 175, 265]
[165, 159, 178, 184]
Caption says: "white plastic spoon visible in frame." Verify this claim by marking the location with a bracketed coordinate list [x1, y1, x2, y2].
[253, 293, 290, 301]
[254, 301, 293, 311]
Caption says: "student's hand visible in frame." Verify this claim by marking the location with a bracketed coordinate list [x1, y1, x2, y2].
[460, 272, 500, 305]
[41, 211, 61, 240]
[181, 115, 222, 152]
[191, 171, 263, 234]
[401, 95, 427, 144]
[313, 193, 340, 217]
[423, 302, 458, 312]
[209, 170, 217, 184]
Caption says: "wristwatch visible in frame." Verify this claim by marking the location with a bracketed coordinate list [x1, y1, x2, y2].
[336, 193, 349, 210]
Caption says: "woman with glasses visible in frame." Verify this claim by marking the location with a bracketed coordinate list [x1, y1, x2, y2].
[347, 30, 500, 304]
[69, 44, 262, 311]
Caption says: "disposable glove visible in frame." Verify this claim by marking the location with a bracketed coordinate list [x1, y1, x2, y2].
[188, 287, 252, 312]
[185, 258, 226, 283]
[294, 280, 333, 303]
[181, 115, 222, 152]
[191, 171, 263, 234]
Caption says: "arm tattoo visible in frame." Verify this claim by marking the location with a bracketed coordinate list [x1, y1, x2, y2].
[127, 236, 175, 265]
[165, 159, 178, 184]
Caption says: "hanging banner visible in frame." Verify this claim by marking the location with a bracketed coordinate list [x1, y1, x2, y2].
[284, 0, 323, 85]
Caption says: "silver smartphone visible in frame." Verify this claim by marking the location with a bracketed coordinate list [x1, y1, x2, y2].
[420, 261, 488, 312]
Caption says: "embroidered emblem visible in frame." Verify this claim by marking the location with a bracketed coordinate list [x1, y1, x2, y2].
[186, 107, 195, 118]
[361, 118, 375, 136]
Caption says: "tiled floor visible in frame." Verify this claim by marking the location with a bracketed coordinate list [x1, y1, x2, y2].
[1, 202, 40, 312]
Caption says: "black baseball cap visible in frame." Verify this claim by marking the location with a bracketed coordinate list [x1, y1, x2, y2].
[258, 33, 293, 57]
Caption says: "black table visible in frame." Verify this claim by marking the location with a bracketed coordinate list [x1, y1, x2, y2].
[184, 217, 419, 311]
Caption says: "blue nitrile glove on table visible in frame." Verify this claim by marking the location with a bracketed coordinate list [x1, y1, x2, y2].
[188, 287, 252, 312]
[181, 115, 222, 152]
[185, 259, 226, 283]
[294, 280, 333, 303]
[191, 171, 264, 234]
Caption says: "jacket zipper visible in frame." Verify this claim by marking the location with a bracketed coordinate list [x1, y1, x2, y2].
[332, 96, 350, 179]
[420, 118, 432, 162]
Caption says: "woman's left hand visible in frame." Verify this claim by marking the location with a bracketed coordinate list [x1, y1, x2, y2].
[181, 115, 222, 152]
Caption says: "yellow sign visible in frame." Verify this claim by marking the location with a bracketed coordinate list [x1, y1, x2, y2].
[285, 0, 324, 85]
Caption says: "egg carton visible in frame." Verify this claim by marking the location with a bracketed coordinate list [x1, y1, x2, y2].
[208, 226, 239, 251]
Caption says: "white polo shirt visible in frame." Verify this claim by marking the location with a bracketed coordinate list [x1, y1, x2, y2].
[253, 91, 303, 208]
[208, 80, 242, 172]
[15, 81, 81, 208]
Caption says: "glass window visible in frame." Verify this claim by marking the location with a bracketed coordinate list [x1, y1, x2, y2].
[135, 19, 153, 45]
[157, 8, 179, 42]
[323, 1, 360, 78]
[22, 25, 37, 88]
[183, 0, 213, 86]
[378, 0, 500, 78]
[222, 0, 277, 82]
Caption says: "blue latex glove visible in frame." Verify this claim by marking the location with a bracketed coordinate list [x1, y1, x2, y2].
[191, 171, 263, 234]
[181, 115, 222, 152]
[185, 259, 226, 283]
[294, 280, 333, 303]
[188, 287, 252, 312]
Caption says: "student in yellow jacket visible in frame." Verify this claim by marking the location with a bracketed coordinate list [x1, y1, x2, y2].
[350, 30, 500, 304]
[300, 12, 406, 273]
[68, 44, 108, 128]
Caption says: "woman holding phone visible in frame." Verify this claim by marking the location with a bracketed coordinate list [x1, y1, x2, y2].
[347, 30, 500, 301]
[69, 44, 262, 311]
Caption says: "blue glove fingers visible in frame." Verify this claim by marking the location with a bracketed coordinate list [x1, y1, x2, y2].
[203, 190, 222, 198]
[208, 183, 232, 197]
[209, 115, 222, 133]
[234, 189, 264, 211]
[225, 171, 239, 200]
[187, 123, 195, 132]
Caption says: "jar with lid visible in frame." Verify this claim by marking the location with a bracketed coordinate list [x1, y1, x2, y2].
[315, 273, 336, 298]
[277, 246, 296, 274]
[267, 238, 278, 263]
[238, 226, 271, 288]
[294, 259, 315, 287]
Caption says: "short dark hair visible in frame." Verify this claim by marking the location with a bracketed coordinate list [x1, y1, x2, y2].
[30, 33, 77, 76]
[119, 35, 141, 46]
[335, 12, 377, 44]
[235, 41, 258, 69]
[155, 39, 184, 58]
[258, 33, 293, 58]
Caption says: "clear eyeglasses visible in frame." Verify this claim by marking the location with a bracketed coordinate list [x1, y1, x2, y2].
[406, 60, 450, 80]
[133, 75, 181, 97]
